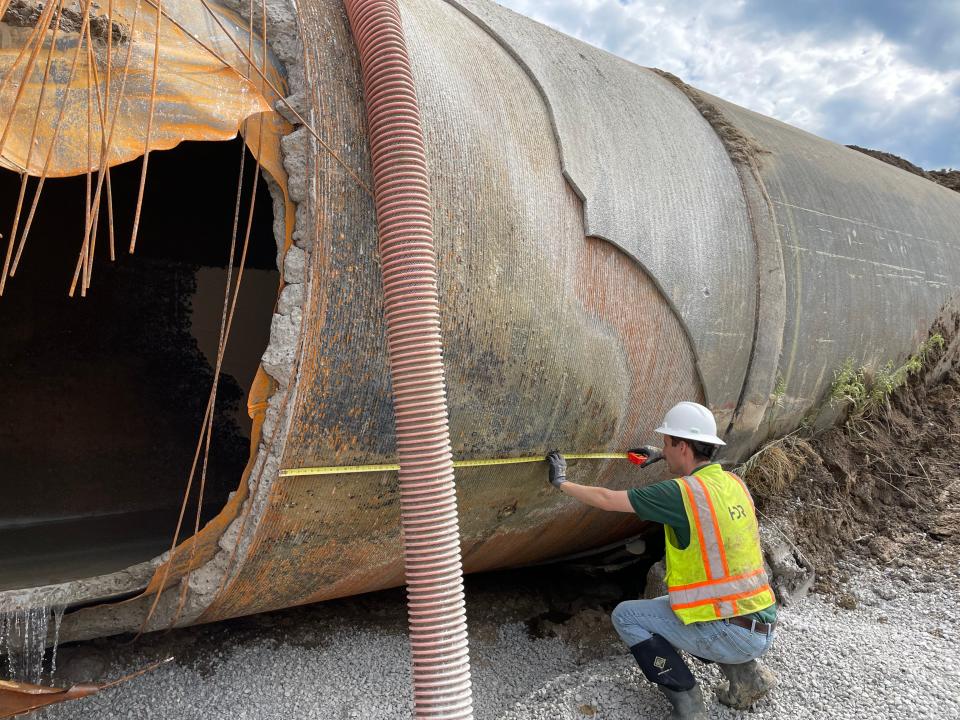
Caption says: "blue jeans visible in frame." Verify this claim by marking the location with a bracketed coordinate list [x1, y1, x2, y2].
[611, 596, 774, 664]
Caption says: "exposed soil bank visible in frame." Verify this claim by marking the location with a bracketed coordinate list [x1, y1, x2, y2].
[848, 145, 960, 194]
[743, 312, 960, 602]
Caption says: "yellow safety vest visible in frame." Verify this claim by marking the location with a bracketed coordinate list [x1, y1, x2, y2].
[664, 463, 775, 624]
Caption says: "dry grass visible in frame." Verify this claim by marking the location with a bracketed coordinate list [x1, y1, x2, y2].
[651, 68, 769, 167]
[736, 434, 816, 504]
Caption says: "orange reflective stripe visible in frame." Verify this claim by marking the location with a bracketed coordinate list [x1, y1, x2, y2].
[671, 584, 774, 611]
[694, 474, 731, 577]
[680, 477, 714, 581]
[671, 567, 766, 592]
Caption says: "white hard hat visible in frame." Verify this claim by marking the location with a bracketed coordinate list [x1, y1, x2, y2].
[654, 401, 726, 446]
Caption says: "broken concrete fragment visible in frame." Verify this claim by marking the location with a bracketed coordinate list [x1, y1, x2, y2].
[281, 129, 312, 205]
[277, 282, 304, 315]
[260, 404, 280, 442]
[2, 0, 129, 44]
[260, 307, 303, 386]
[282, 245, 306, 284]
[760, 527, 815, 606]
[291, 203, 315, 250]
[274, 94, 308, 126]
[643, 560, 667, 600]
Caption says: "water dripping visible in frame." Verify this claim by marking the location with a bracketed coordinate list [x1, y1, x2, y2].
[1, 613, 10, 679]
[0, 588, 67, 685]
[48, 605, 65, 683]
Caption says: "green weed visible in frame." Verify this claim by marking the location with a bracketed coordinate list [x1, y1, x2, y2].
[771, 374, 786, 407]
[828, 334, 945, 418]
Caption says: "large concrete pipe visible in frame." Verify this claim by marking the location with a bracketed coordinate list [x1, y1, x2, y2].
[0, 0, 958, 647]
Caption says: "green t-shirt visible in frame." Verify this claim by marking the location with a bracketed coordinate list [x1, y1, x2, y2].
[627, 466, 777, 623]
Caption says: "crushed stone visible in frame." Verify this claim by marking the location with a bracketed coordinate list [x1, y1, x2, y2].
[36, 546, 960, 720]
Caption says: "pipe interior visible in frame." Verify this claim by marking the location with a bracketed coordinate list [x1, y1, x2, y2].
[0, 137, 279, 591]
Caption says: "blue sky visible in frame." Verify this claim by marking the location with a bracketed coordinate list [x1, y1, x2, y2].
[497, 0, 960, 169]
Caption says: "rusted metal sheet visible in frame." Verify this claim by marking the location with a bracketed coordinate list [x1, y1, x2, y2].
[0, 679, 99, 718]
[0, 657, 170, 718]
[0, 0, 290, 184]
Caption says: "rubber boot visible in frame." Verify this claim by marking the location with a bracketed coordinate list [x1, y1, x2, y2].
[716, 659, 777, 709]
[658, 684, 709, 720]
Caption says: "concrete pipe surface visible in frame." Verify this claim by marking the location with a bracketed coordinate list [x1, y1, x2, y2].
[0, 0, 957, 646]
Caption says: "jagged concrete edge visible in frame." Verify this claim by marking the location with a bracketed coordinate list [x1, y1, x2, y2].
[41, 0, 313, 644]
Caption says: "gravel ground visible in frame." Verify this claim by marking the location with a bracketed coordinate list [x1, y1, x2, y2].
[34, 551, 960, 720]
[498, 557, 960, 719]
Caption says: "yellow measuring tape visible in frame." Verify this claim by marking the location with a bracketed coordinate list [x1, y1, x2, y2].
[279, 452, 629, 478]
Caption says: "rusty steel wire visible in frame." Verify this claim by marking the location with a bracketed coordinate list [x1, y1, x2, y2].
[66, 0, 143, 295]
[128, 0, 163, 255]
[0, 0, 59, 154]
[82, 22, 94, 294]
[105, 0, 116, 261]
[0, 0, 65, 296]
[168, 0, 272, 632]
[195, 0, 372, 197]
[8, 0, 94, 296]
[83, 35, 110, 290]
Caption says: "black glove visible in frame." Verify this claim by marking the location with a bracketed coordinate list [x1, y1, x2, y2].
[545, 451, 567, 488]
[628, 445, 663, 468]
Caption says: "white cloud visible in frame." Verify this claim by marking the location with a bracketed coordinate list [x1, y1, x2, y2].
[494, 0, 960, 168]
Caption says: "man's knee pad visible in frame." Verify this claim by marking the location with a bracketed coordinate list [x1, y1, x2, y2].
[629, 634, 696, 692]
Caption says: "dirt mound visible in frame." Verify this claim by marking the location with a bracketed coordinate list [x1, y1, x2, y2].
[930, 169, 960, 192]
[527, 607, 622, 662]
[744, 309, 960, 602]
[847, 145, 960, 194]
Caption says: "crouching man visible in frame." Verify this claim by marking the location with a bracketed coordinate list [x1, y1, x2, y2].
[545, 402, 777, 719]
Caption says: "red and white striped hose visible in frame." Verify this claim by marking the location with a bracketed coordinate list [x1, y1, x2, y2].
[343, 1, 474, 717]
